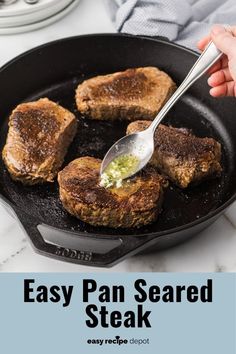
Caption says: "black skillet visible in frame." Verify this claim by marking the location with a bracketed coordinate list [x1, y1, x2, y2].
[0, 34, 235, 267]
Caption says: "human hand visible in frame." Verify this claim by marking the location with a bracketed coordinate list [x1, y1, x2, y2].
[198, 25, 236, 97]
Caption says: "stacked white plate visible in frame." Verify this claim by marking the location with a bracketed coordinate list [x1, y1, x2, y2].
[0, 0, 80, 34]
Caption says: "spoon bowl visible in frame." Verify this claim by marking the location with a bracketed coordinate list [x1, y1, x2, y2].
[100, 128, 154, 176]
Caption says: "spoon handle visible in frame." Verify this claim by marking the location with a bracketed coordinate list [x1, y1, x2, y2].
[148, 40, 223, 134]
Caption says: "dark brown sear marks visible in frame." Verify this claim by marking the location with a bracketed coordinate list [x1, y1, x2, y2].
[59, 157, 164, 211]
[128, 121, 220, 160]
[92, 70, 151, 100]
[60, 160, 119, 208]
[155, 125, 220, 160]
[12, 108, 60, 164]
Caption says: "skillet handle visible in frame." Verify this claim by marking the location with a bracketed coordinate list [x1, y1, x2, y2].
[15, 209, 158, 268]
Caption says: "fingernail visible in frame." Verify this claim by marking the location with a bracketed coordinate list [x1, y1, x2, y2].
[208, 77, 213, 86]
[211, 25, 225, 36]
[209, 88, 216, 97]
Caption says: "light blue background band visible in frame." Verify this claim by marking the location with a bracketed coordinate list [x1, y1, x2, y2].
[0, 273, 235, 354]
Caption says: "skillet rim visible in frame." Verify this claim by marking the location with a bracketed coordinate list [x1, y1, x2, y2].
[0, 32, 235, 239]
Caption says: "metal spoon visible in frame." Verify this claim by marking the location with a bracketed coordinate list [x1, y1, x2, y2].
[100, 40, 223, 179]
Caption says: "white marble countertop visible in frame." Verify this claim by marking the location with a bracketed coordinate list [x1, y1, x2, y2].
[0, 0, 235, 272]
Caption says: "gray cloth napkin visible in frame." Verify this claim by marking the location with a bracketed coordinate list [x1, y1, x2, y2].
[104, 0, 236, 50]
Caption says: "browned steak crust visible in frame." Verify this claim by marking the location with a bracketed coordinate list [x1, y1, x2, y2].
[75, 67, 176, 121]
[127, 121, 222, 188]
[2, 98, 77, 185]
[58, 156, 167, 228]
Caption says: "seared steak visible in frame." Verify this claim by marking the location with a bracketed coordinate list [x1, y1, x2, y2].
[2, 98, 77, 185]
[127, 121, 222, 188]
[75, 67, 176, 121]
[58, 156, 168, 228]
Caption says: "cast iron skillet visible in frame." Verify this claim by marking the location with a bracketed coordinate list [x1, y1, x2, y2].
[0, 34, 235, 267]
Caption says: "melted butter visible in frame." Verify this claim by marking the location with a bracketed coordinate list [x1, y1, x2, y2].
[100, 154, 139, 189]
[110, 179, 142, 197]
